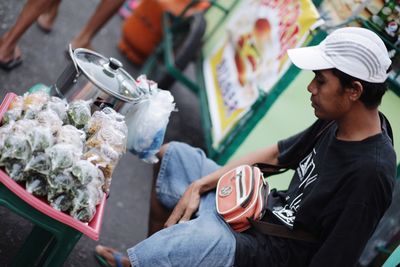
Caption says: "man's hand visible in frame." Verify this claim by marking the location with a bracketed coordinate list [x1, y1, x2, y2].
[164, 181, 202, 227]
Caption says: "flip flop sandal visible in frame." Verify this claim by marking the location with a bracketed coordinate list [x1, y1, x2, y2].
[0, 57, 23, 71]
[94, 249, 124, 267]
[36, 20, 53, 33]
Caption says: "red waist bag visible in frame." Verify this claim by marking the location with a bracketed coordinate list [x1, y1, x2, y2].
[216, 165, 269, 232]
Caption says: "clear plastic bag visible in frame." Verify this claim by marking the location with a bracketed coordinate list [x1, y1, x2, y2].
[67, 100, 91, 129]
[88, 107, 126, 136]
[47, 170, 75, 212]
[25, 172, 48, 196]
[24, 153, 52, 175]
[69, 187, 97, 223]
[44, 96, 69, 123]
[86, 123, 127, 154]
[36, 109, 63, 134]
[87, 177, 105, 205]
[48, 193, 73, 212]
[83, 148, 115, 193]
[22, 91, 49, 120]
[0, 134, 32, 164]
[125, 89, 175, 163]
[23, 91, 49, 110]
[4, 160, 26, 182]
[11, 119, 39, 135]
[56, 125, 86, 153]
[27, 126, 54, 152]
[46, 143, 81, 171]
[71, 159, 101, 186]
[2, 108, 23, 124]
[2, 95, 23, 124]
[0, 122, 13, 149]
[47, 169, 75, 194]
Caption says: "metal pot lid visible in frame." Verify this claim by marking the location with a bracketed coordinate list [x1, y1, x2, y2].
[73, 48, 140, 102]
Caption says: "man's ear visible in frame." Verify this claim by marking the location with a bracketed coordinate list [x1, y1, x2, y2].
[347, 81, 363, 101]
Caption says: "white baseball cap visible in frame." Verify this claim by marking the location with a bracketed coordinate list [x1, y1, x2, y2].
[287, 27, 392, 83]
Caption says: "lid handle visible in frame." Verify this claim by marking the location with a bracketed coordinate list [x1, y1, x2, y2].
[68, 44, 80, 76]
[109, 58, 123, 70]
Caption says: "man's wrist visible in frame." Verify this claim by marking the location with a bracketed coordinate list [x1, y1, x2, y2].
[196, 175, 215, 194]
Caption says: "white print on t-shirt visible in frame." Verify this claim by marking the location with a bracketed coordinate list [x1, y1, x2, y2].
[273, 149, 318, 227]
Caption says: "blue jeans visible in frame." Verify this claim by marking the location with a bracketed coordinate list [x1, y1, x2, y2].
[127, 142, 236, 267]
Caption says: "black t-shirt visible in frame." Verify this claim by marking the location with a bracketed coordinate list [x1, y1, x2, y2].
[234, 115, 396, 267]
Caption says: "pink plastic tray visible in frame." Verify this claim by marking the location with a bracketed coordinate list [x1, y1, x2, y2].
[0, 93, 106, 240]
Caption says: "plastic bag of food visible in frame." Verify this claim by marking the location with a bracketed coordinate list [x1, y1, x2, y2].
[2, 108, 23, 124]
[86, 123, 127, 154]
[25, 173, 48, 196]
[47, 169, 75, 194]
[9, 95, 24, 110]
[135, 74, 158, 95]
[22, 91, 49, 120]
[56, 125, 86, 153]
[48, 193, 73, 212]
[11, 119, 38, 135]
[87, 177, 105, 205]
[87, 107, 127, 137]
[47, 170, 75, 212]
[70, 187, 97, 222]
[1, 95, 23, 123]
[125, 89, 175, 163]
[46, 143, 80, 171]
[24, 153, 52, 175]
[27, 126, 54, 152]
[4, 160, 26, 182]
[71, 160, 101, 186]
[23, 91, 49, 110]
[0, 122, 13, 149]
[83, 148, 115, 193]
[67, 100, 91, 129]
[44, 96, 69, 123]
[0, 134, 32, 164]
[36, 109, 63, 134]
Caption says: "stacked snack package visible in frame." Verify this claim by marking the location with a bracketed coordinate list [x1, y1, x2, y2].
[85, 107, 128, 193]
[0, 91, 127, 223]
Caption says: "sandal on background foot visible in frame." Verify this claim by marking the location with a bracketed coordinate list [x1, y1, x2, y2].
[0, 56, 22, 71]
[36, 15, 54, 33]
[36, 22, 52, 33]
[94, 245, 125, 267]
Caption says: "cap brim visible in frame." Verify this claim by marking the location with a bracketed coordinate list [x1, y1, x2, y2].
[287, 45, 333, 71]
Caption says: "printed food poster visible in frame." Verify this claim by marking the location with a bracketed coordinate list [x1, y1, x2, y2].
[203, 0, 322, 147]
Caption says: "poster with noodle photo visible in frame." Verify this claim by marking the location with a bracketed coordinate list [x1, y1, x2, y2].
[203, 0, 322, 147]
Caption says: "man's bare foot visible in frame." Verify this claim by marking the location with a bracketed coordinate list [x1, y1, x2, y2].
[95, 245, 131, 267]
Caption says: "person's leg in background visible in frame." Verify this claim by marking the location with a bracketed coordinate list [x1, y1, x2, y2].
[0, 0, 54, 69]
[70, 0, 125, 50]
[36, 0, 62, 33]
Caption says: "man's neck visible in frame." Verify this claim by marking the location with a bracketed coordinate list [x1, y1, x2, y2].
[335, 107, 381, 141]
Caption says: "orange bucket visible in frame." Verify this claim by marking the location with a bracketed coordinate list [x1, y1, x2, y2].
[118, 0, 210, 65]
[118, 0, 164, 65]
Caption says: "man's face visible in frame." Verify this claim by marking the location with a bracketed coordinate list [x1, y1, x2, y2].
[307, 69, 352, 120]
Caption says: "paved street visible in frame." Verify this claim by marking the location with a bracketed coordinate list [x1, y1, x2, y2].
[0, 0, 204, 266]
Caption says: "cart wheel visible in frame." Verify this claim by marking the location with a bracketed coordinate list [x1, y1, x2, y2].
[153, 12, 206, 90]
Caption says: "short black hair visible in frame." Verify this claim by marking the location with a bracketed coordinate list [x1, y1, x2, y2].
[331, 69, 388, 109]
